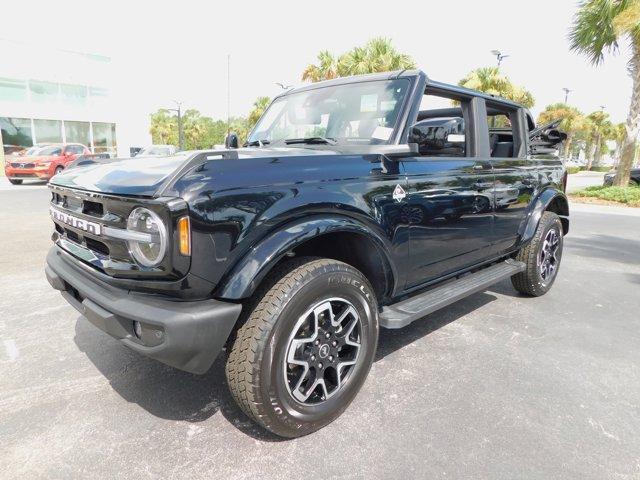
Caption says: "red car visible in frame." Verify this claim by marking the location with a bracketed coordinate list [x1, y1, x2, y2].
[4, 143, 90, 185]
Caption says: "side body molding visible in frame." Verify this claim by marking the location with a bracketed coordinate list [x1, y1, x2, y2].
[216, 215, 397, 300]
[520, 188, 569, 245]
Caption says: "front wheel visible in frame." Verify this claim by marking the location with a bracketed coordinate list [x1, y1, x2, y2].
[511, 211, 563, 296]
[225, 257, 378, 438]
[54, 166, 64, 176]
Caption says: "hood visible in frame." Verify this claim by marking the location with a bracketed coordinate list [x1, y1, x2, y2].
[49, 147, 332, 197]
[24, 155, 58, 163]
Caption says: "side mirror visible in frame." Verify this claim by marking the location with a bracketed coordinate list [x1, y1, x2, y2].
[225, 132, 239, 149]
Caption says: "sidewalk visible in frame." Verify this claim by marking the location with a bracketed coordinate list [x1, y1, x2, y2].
[569, 200, 640, 216]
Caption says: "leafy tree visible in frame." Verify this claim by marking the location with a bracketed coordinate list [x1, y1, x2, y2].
[150, 108, 249, 150]
[458, 67, 535, 108]
[302, 38, 416, 82]
[537, 103, 586, 158]
[149, 109, 178, 145]
[248, 97, 271, 130]
[570, 0, 640, 185]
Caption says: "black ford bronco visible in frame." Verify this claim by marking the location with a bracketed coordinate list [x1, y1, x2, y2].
[45, 70, 568, 437]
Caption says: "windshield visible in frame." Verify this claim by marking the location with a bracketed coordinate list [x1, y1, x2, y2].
[138, 146, 172, 156]
[38, 146, 62, 156]
[248, 79, 410, 146]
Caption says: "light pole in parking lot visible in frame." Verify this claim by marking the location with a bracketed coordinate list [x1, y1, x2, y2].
[491, 50, 509, 67]
[166, 101, 184, 151]
[563, 87, 572, 104]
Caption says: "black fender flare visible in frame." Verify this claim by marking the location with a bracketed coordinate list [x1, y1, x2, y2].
[520, 188, 569, 244]
[216, 215, 398, 300]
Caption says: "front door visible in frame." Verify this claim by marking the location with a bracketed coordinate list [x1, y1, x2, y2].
[402, 157, 494, 288]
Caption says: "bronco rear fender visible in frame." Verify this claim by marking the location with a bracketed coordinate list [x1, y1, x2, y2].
[215, 215, 398, 300]
[520, 188, 569, 244]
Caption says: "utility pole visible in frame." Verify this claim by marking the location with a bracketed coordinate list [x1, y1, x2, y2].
[562, 87, 572, 104]
[227, 54, 231, 135]
[491, 50, 509, 67]
[166, 100, 183, 151]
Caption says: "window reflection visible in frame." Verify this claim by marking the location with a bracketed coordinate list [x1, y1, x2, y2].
[64, 121, 90, 146]
[33, 119, 63, 143]
[92, 122, 117, 156]
[0, 78, 27, 102]
[1, 117, 33, 150]
[30, 80, 59, 104]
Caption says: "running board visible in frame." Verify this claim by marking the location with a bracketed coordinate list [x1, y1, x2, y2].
[379, 259, 525, 329]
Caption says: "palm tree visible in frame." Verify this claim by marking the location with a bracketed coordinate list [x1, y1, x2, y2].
[611, 122, 627, 166]
[537, 103, 586, 158]
[302, 51, 338, 82]
[248, 96, 271, 130]
[458, 67, 535, 108]
[302, 38, 416, 82]
[585, 110, 614, 169]
[570, 0, 640, 185]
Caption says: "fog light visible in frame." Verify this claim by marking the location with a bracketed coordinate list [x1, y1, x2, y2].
[133, 321, 142, 339]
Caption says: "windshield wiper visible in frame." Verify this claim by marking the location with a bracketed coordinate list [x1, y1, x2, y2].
[244, 139, 271, 147]
[284, 137, 337, 145]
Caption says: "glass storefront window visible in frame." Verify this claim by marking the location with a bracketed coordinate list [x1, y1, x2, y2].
[92, 122, 117, 156]
[61, 83, 87, 106]
[64, 121, 90, 147]
[0, 77, 27, 102]
[1, 117, 33, 150]
[29, 80, 59, 103]
[33, 119, 62, 143]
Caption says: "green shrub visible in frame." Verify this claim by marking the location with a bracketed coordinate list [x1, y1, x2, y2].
[571, 185, 640, 207]
[567, 166, 581, 174]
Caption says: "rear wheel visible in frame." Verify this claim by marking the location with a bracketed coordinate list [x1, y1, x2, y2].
[8, 178, 23, 185]
[225, 257, 378, 438]
[511, 211, 563, 296]
[54, 166, 64, 176]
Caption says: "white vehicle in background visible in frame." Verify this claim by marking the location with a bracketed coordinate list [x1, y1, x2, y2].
[135, 145, 177, 157]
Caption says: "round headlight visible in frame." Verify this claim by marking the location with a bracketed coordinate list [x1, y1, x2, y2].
[126, 207, 167, 267]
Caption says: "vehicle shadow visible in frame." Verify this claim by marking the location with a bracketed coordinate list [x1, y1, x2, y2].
[565, 234, 640, 265]
[73, 289, 498, 442]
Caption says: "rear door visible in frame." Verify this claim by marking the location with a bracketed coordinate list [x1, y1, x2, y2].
[401, 90, 495, 289]
[485, 105, 536, 254]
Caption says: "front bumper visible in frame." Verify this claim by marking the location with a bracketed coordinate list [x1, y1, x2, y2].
[45, 246, 242, 374]
[5, 166, 51, 180]
[603, 175, 614, 186]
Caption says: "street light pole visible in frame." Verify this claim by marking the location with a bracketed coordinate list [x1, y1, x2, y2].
[166, 100, 184, 151]
[562, 88, 572, 104]
[491, 50, 509, 67]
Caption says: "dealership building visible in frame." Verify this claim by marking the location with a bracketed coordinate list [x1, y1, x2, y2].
[0, 39, 150, 165]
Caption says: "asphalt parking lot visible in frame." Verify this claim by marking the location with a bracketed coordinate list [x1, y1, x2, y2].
[1, 179, 639, 479]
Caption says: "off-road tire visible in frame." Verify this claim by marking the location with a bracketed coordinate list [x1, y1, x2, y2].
[8, 178, 23, 185]
[511, 211, 563, 296]
[225, 257, 378, 438]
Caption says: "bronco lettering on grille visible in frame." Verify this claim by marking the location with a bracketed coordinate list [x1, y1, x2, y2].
[50, 207, 102, 235]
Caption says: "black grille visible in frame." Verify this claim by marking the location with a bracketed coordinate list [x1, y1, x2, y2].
[85, 237, 110, 256]
[10, 162, 35, 168]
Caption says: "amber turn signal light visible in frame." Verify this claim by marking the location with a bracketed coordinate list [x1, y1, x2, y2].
[178, 216, 191, 256]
